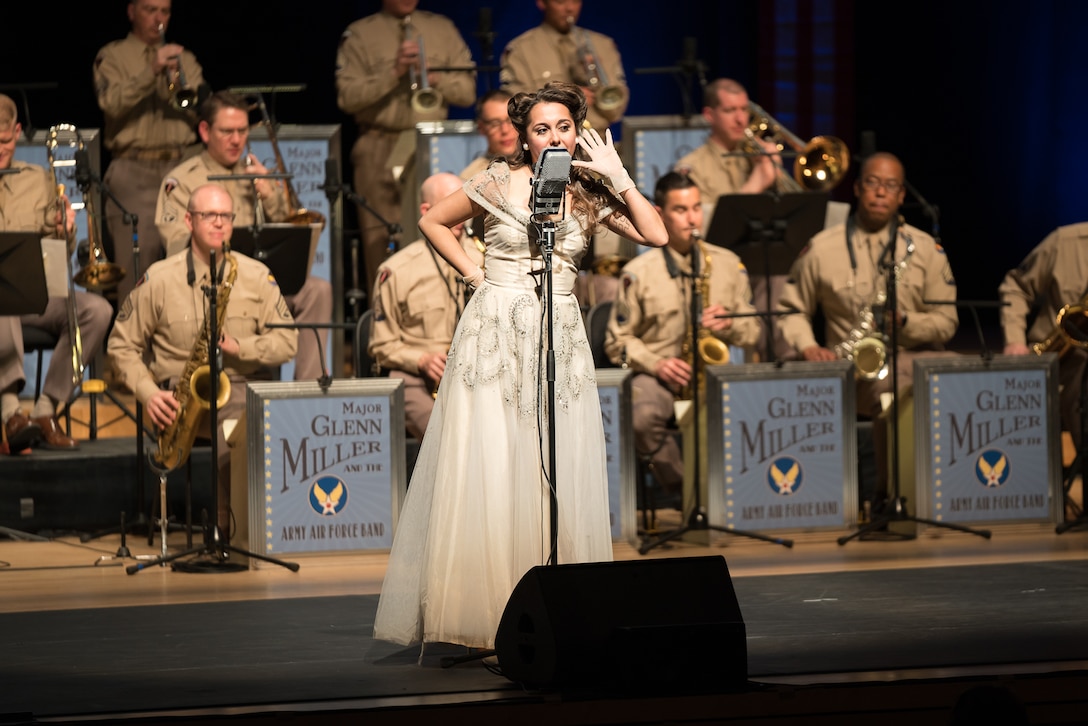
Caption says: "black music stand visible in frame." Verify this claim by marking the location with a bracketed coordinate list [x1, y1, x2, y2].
[0, 233, 49, 541]
[709, 192, 828, 363]
[229, 224, 312, 297]
[0, 232, 49, 316]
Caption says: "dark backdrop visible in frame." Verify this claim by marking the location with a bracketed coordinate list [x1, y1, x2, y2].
[4, 0, 1086, 320]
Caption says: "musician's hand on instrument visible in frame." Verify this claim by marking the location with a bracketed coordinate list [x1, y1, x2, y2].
[741, 137, 782, 193]
[395, 39, 420, 78]
[574, 127, 634, 194]
[418, 351, 447, 383]
[147, 390, 180, 429]
[154, 44, 184, 74]
[54, 193, 75, 238]
[802, 345, 836, 362]
[655, 356, 691, 390]
[218, 333, 240, 358]
[702, 304, 732, 332]
[1003, 343, 1031, 356]
[245, 156, 275, 198]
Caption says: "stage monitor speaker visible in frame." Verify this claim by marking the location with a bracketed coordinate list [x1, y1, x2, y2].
[494, 555, 747, 692]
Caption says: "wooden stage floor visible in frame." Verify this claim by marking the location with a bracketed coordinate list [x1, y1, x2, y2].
[4, 394, 1088, 724]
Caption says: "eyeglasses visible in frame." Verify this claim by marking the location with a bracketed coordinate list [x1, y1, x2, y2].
[860, 176, 903, 193]
[189, 211, 235, 223]
[481, 118, 513, 132]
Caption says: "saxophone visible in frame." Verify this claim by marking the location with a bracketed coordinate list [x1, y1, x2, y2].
[835, 222, 915, 380]
[152, 250, 238, 473]
[679, 238, 731, 401]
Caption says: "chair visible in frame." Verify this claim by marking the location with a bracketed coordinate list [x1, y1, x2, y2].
[20, 325, 58, 401]
[585, 300, 616, 370]
[353, 309, 381, 377]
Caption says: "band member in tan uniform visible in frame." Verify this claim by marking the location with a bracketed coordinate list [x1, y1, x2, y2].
[777, 152, 958, 510]
[459, 90, 518, 182]
[676, 78, 800, 362]
[368, 173, 484, 440]
[606, 172, 761, 492]
[154, 92, 332, 382]
[0, 94, 112, 454]
[109, 185, 297, 533]
[94, 0, 206, 303]
[1000, 223, 1088, 449]
[335, 0, 475, 300]
[500, 0, 629, 133]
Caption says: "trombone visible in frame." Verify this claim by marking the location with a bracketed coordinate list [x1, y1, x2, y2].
[158, 23, 198, 111]
[743, 101, 850, 192]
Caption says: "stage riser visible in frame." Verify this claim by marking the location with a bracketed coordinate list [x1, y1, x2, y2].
[1, 438, 422, 535]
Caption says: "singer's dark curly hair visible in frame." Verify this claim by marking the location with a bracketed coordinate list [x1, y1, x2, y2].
[507, 81, 619, 231]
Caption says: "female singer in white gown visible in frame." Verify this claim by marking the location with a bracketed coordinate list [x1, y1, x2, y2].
[373, 83, 668, 650]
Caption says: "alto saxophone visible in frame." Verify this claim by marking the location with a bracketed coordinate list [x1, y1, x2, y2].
[152, 250, 238, 473]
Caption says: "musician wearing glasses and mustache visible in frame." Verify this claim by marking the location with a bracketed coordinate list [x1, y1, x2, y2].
[109, 184, 297, 533]
[0, 94, 112, 455]
[94, 0, 206, 303]
[154, 91, 333, 382]
[368, 173, 484, 441]
[605, 172, 760, 495]
[776, 152, 958, 513]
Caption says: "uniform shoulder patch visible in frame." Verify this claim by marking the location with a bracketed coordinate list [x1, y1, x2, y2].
[935, 243, 946, 255]
[267, 274, 279, 287]
[377, 268, 391, 287]
[115, 294, 134, 323]
[163, 177, 179, 196]
[737, 261, 748, 275]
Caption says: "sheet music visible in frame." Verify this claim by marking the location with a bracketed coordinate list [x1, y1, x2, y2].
[40, 238, 69, 298]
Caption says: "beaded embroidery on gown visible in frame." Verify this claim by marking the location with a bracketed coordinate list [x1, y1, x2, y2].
[373, 162, 614, 649]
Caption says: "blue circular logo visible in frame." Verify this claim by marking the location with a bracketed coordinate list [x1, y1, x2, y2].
[767, 456, 803, 496]
[974, 449, 1010, 488]
[309, 476, 349, 516]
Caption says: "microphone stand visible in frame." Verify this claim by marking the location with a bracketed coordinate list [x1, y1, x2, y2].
[635, 37, 707, 120]
[639, 246, 793, 554]
[838, 240, 991, 545]
[267, 321, 356, 391]
[128, 249, 300, 575]
[77, 170, 162, 553]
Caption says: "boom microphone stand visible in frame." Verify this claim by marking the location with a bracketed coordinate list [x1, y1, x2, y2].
[838, 228, 991, 544]
[639, 241, 793, 554]
[128, 249, 300, 574]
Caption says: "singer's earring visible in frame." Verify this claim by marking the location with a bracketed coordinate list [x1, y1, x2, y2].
[522, 143, 528, 150]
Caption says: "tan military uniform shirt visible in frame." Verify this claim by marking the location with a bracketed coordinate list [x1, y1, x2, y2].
[460, 154, 495, 182]
[368, 237, 484, 374]
[155, 151, 290, 257]
[94, 32, 204, 154]
[999, 222, 1088, 348]
[777, 221, 958, 354]
[335, 10, 475, 129]
[108, 250, 297, 406]
[501, 23, 628, 130]
[676, 138, 794, 235]
[0, 161, 56, 236]
[606, 244, 761, 373]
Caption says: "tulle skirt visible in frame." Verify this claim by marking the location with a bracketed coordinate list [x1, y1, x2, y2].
[372, 281, 613, 649]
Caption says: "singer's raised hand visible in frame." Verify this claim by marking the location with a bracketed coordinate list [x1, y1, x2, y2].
[573, 127, 634, 194]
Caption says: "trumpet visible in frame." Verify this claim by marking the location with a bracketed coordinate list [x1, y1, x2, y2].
[744, 101, 850, 191]
[569, 17, 625, 114]
[158, 23, 198, 111]
[401, 16, 443, 115]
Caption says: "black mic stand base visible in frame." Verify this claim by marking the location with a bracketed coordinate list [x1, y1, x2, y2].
[837, 495, 992, 545]
[638, 507, 793, 554]
[126, 514, 300, 575]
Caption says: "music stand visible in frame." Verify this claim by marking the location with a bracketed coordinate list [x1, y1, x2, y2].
[708, 192, 828, 362]
[229, 224, 312, 297]
[0, 232, 48, 316]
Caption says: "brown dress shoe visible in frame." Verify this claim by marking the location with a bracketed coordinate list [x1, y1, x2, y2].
[34, 416, 80, 450]
[4, 412, 42, 453]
